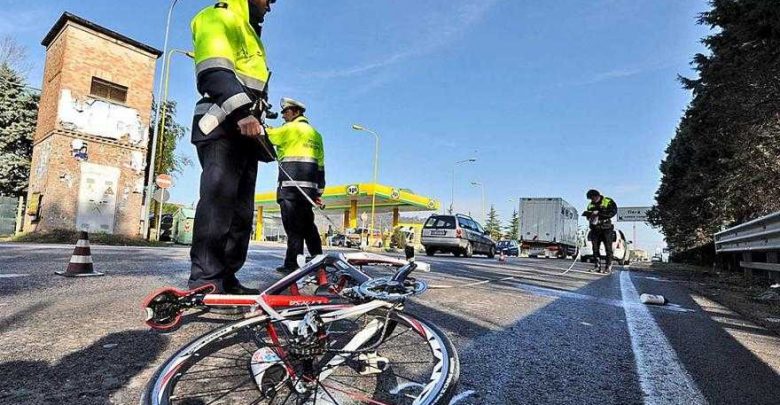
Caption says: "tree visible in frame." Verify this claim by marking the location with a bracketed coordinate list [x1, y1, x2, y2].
[145, 99, 191, 220]
[0, 36, 31, 74]
[0, 39, 38, 197]
[484, 205, 502, 240]
[505, 209, 519, 241]
[148, 99, 191, 178]
[651, 0, 780, 251]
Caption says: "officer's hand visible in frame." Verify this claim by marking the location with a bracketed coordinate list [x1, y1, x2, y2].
[314, 197, 324, 207]
[237, 116, 263, 137]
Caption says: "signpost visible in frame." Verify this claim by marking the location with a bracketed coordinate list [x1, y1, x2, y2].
[155, 174, 173, 189]
[154, 174, 174, 241]
[617, 206, 652, 249]
[617, 207, 651, 222]
[153, 189, 170, 203]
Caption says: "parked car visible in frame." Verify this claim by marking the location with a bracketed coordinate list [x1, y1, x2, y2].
[579, 229, 631, 265]
[421, 214, 496, 258]
[329, 234, 354, 248]
[496, 240, 519, 256]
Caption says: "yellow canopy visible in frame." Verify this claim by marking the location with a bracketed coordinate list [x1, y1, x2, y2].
[255, 183, 440, 214]
[253, 184, 440, 239]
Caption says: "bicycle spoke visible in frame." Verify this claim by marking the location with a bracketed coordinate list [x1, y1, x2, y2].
[380, 326, 414, 345]
[315, 379, 342, 405]
[204, 377, 254, 405]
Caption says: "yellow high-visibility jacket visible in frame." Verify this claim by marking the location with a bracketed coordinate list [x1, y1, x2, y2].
[190, 0, 270, 140]
[266, 116, 326, 200]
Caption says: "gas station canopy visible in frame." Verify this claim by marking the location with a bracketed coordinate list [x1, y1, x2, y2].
[254, 183, 440, 237]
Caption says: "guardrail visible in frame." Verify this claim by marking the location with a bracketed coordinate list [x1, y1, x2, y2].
[714, 211, 780, 278]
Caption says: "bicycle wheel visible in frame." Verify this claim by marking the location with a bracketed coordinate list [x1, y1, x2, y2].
[142, 306, 459, 405]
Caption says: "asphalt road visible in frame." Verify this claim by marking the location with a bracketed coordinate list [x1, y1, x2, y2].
[1, 242, 779, 404]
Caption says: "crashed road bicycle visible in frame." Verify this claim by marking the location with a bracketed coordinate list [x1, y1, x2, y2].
[140, 249, 460, 405]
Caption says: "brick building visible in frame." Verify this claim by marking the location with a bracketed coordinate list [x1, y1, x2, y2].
[24, 13, 161, 236]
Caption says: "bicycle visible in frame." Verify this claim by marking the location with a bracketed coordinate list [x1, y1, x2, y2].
[141, 249, 460, 405]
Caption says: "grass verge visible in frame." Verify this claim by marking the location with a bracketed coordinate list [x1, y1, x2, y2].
[5, 229, 170, 247]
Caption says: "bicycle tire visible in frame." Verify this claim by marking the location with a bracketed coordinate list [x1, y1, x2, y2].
[141, 307, 459, 405]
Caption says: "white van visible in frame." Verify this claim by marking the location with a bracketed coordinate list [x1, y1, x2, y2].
[579, 229, 631, 265]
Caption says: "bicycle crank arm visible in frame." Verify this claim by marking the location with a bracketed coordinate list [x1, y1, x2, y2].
[142, 284, 216, 331]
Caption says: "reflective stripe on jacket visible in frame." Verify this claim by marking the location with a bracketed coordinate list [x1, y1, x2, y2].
[190, 0, 270, 138]
[266, 116, 326, 200]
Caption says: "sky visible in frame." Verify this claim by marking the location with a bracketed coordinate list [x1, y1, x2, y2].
[3, 0, 712, 252]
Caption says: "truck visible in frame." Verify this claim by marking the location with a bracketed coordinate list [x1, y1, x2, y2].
[519, 197, 579, 258]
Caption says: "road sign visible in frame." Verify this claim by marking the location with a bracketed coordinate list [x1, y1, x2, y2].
[617, 207, 651, 222]
[153, 189, 170, 203]
[155, 174, 173, 189]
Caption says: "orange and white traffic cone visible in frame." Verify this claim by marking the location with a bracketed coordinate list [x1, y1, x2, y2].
[56, 231, 104, 277]
[498, 249, 507, 263]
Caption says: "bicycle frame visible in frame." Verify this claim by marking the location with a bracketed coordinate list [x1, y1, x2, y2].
[143, 252, 421, 331]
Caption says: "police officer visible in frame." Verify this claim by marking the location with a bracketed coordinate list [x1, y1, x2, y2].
[265, 98, 325, 273]
[582, 189, 618, 273]
[188, 0, 277, 294]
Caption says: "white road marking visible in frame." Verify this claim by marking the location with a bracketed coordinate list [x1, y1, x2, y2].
[449, 389, 476, 404]
[0, 274, 28, 278]
[389, 382, 424, 394]
[619, 271, 706, 404]
[427, 276, 515, 289]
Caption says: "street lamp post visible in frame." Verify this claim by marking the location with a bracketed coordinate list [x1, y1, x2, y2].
[153, 49, 194, 240]
[143, 0, 180, 239]
[471, 181, 486, 223]
[450, 158, 476, 214]
[351, 124, 380, 247]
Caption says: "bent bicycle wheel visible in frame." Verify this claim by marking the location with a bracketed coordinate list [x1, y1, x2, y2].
[142, 306, 459, 405]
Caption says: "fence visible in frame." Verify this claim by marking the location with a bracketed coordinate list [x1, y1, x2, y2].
[714, 211, 780, 280]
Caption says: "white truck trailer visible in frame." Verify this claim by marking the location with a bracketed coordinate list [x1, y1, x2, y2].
[519, 197, 579, 258]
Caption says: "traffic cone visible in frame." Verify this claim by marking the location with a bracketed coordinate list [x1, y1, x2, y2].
[56, 231, 104, 277]
[498, 249, 507, 263]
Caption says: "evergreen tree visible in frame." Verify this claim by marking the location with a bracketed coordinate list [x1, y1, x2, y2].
[505, 209, 519, 240]
[0, 63, 38, 197]
[484, 205, 502, 240]
[651, 0, 780, 250]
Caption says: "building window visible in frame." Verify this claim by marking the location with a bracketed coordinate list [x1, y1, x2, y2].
[90, 77, 128, 104]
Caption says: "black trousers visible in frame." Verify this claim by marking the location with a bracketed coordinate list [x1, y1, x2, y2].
[279, 198, 322, 269]
[189, 136, 258, 292]
[591, 227, 615, 267]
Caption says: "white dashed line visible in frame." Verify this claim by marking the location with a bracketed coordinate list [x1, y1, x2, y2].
[619, 271, 706, 404]
[0, 274, 28, 279]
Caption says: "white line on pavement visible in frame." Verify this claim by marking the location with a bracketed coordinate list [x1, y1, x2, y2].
[619, 271, 706, 405]
[0, 274, 28, 278]
[428, 276, 515, 289]
[449, 390, 476, 404]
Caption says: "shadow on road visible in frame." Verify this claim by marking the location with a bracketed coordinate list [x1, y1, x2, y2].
[412, 266, 780, 404]
[0, 330, 168, 404]
[0, 301, 52, 334]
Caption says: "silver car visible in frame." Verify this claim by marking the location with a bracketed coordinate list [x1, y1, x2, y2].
[421, 214, 496, 258]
